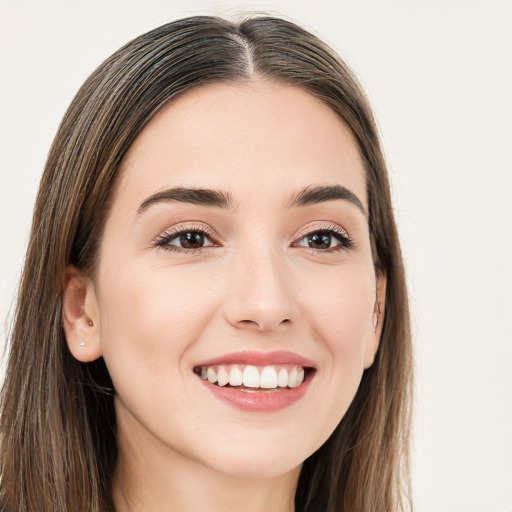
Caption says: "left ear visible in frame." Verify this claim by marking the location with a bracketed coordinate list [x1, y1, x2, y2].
[364, 272, 387, 369]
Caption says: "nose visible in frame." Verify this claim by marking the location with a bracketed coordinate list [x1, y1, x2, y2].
[223, 248, 297, 332]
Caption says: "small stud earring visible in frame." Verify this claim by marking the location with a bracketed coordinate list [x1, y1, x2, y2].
[87, 319, 93, 327]
[79, 341, 86, 347]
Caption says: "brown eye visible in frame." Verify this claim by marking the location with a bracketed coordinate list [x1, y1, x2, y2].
[178, 231, 205, 249]
[307, 232, 332, 249]
[295, 228, 353, 252]
[157, 229, 215, 251]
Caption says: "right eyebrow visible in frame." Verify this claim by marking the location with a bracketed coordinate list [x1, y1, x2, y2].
[137, 187, 235, 214]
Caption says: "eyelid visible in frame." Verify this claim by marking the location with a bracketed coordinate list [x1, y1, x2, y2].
[291, 221, 354, 252]
[292, 222, 351, 242]
[152, 222, 222, 248]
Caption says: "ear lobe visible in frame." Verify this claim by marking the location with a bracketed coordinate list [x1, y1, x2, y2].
[364, 272, 387, 369]
[62, 266, 102, 362]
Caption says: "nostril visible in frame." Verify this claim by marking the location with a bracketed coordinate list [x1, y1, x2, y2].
[236, 317, 291, 330]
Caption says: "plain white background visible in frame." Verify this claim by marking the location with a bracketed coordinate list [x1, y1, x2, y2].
[1, 1, 511, 511]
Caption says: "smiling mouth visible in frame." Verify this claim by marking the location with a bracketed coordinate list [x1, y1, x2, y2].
[193, 364, 315, 391]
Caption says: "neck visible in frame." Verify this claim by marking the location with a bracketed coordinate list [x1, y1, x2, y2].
[112, 407, 300, 512]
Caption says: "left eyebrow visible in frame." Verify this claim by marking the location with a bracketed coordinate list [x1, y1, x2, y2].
[286, 185, 366, 215]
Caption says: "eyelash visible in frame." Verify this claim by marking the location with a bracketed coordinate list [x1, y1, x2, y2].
[292, 223, 354, 253]
[153, 223, 354, 254]
[154, 224, 220, 254]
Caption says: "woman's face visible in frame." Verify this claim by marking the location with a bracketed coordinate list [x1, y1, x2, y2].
[84, 81, 384, 479]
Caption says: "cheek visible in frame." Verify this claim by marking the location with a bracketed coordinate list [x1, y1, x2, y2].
[300, 267, 376, 432]
[95, 264, 220, 392]
[305, 267, 376, 355]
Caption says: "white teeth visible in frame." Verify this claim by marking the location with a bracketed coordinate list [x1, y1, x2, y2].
[207, 367, 217, 383]
[243, 365, 260, 388]
[260, 366, 278, 388]
[199, 364, 308, 389]
[229, 365, 243, 386]
[217, 366, 229, 386]
[288, 368, 304, 387]
[288, 367, 299, 388]
[278, 368, 288, 387]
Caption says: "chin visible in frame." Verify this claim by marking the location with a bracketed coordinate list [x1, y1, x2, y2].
[214, 455, 303, 481]
[192, 434, 315, 481]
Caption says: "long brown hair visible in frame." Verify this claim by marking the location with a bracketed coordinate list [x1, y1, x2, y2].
[0, 15, 413, 512]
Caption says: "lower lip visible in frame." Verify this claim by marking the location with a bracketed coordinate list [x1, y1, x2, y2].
[197, 375, 313, 412]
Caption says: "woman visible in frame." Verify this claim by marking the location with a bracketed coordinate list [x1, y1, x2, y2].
[0, 15, 413, 512]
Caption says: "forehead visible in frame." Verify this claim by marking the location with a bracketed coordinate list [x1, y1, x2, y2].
[116, 80, 367, 211]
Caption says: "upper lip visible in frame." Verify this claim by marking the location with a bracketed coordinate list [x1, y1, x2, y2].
[194, 350, 316, 368]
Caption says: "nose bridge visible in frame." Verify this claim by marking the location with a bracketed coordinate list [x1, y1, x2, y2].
[224, 240, 296, 331]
